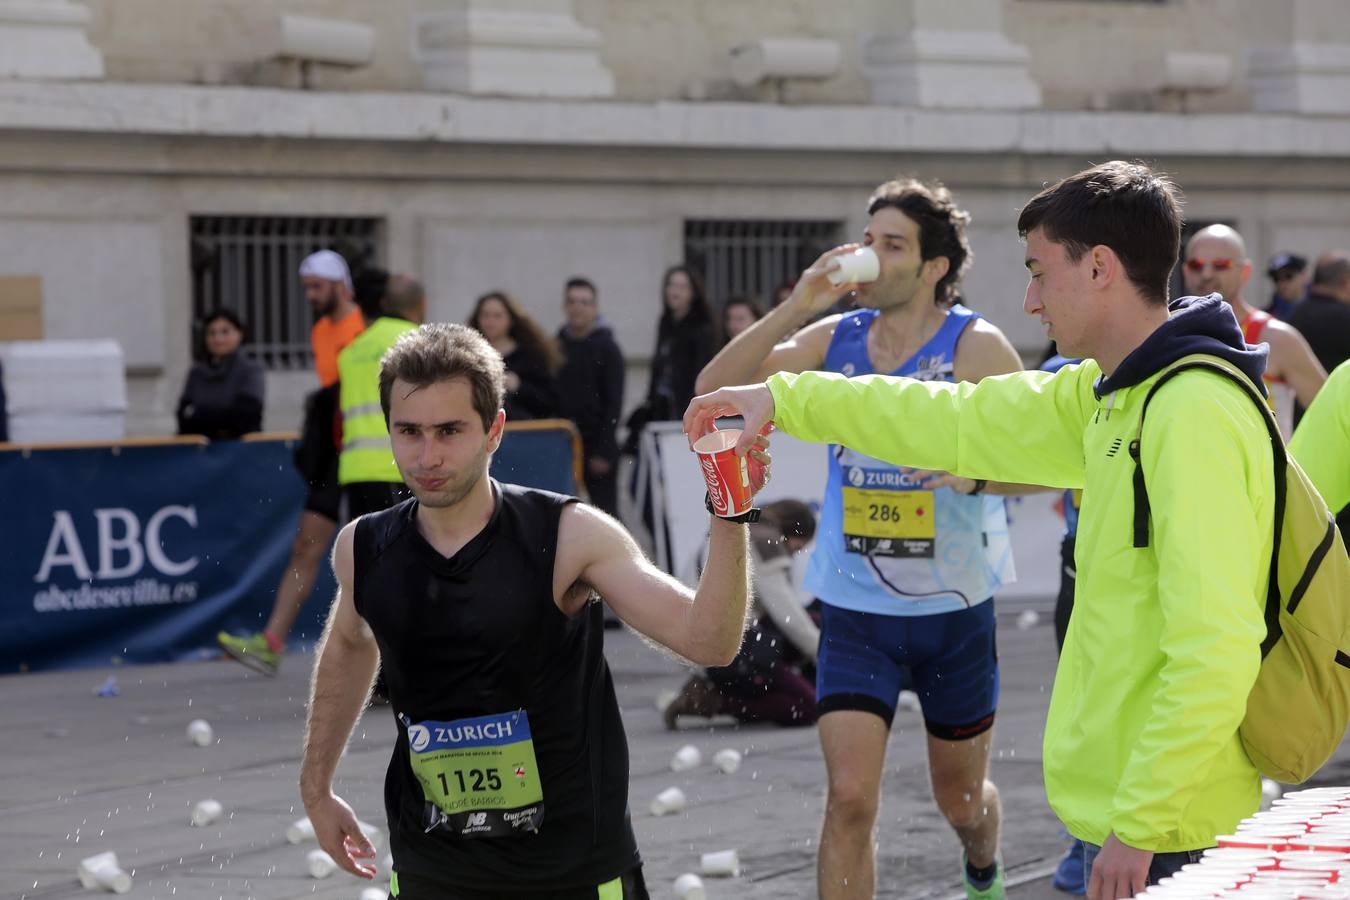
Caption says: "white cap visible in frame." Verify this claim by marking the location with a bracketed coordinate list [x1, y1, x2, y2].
[298, 249, 352, 288]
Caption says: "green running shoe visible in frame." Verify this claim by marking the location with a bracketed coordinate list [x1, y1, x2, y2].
[217, 631, 280, 676]
[963, 854, 1006, 900]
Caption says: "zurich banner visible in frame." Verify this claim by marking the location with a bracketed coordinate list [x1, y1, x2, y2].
[1, 425, 578, 673]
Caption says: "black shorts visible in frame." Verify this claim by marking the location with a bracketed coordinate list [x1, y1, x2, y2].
[390, 865, 649, 900]
[303, 459, 341, 522]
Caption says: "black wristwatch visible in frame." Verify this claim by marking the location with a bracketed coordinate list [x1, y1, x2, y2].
[967, 479, 988, 495]
[705, 492, 761, 524]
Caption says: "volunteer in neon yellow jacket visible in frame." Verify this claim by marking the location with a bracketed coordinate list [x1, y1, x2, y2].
[685, 162, 1275, 900]
[1290, 359, 1350, 519]
[338, 274, 426, 518]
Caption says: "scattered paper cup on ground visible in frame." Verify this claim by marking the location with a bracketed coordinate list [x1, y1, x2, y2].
[287, 816, 315, 844]
[307, 848, 337, 879]
[674, 872, 707, 899]
[670, 744, 702, 772]
[656, 689, 679, 712]
[1016, 609, 1040, 630]
[701, 848, 741, 877]
[360, 888, 387, 900]
[713, 748, 743, 774]
[650, 786, 687, 816]
[693, 429, 753, 518]
[77, 852, 120, 889]
[190, 799, 223, 827]
[88, 860, 132, 894]
[186, 718, 213, 747]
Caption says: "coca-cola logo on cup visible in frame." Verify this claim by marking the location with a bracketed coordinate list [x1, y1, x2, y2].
[701, 453, 732, 515]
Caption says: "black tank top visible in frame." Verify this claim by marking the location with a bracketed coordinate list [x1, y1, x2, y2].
[353, 481, 639, 891]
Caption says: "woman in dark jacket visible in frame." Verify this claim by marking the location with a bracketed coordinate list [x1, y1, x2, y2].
[468, 290, 562, 421]
[645, 265, 717, 422]
[176, 309, 265, 439]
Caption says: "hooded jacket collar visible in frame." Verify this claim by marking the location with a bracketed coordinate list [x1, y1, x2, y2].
[1093, 294, 1268, 399]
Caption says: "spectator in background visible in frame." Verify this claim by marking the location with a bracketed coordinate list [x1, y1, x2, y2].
[625, 265, 716, 448]
[665, 499, 820, 730]
[556, 276, 626, 517]
[1265, 252, 1307, 321]
[176, 308, 265, 439]
[337, 274, 426, 519]
[218, 248, 365, 676]
[0, 358, 8, 443]
[468, 290, 561, 421]
[1289, 251, 1350, 375]
[351, 266, 390, 324]
[1182, 225, 1325, 439]
[721, 295, 765, 346]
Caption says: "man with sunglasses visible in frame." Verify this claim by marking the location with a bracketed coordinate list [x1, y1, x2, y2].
[1181, 225, 1326, 439]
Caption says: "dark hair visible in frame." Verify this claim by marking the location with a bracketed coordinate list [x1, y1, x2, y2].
[1017, 161, 1183, 306]
[564, 276, 597, 298]
[762, 499, 817, 543]
[468, 290, 565, 374]
[659, 265, 712, 329]
[352, 267, 390, 321]
[379, 323, 504, 431]
[198, 308, 247, 359]
[867, 178, 972, 307]
[1312, 252, 1350, 289]
[721, 295, 765, 343]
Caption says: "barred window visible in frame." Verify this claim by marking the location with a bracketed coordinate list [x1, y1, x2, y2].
[189, 216, 382, 370]
[684, 219, 844, 310]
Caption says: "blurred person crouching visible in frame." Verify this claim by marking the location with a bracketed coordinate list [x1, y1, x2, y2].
[665, 499, 820, 729]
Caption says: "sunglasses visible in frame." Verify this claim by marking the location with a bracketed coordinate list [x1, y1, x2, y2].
[1185, 258, 1236, 273]
[1273, 269, 1302, 282]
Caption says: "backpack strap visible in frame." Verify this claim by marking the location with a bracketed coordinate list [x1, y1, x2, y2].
[1129, 354, 1287, 657]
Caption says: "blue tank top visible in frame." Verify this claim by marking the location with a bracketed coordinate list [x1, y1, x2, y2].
[803, 305, 1015, 616]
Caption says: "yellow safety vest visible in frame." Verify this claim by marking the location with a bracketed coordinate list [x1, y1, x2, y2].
[337, 317, 416, 485]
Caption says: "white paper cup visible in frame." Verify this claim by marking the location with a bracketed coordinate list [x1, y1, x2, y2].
[190, 799, 223, 827]
[650, 786, 687, 816]
[674, 872, 707, 899]
[307, 848, 337, 879]
[77, 852, 121, 889]
[186, 718, 213, 747]
[88, 859, 132, 894]
[713, 748, 743, 774]
[701, 848, 741, 877]
[360, 888, 387, 900]
[287, 816, 315, 844]
[671, 744, 703, 772]
[826, 247, 880, 286]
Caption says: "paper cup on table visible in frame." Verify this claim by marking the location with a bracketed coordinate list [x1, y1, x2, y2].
[674, 872, 707, 899]
[694, 430, 753, 518]
[671, 744, 702, 772]
[713, 748, 742, 774]
[701, 848, 741, 877]
[287, 816, 315, 844]
[826, 247, 880, 287]
[186, 718, 213, 747]
[650, 786, 687, 816]
[307, 848, 337, 879]
[190, 799, 223, 827]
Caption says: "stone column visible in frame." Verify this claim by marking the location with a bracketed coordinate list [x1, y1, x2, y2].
[0, 0, 103, 79]
[1247, 0, 1350, 114]
[862, 0, 1039, 109]
[413, 0, 614, 98]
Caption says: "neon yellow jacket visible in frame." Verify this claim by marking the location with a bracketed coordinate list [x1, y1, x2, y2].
[767, 360, 1274, 852]
[1290, 359, 1350, 514]
[338, 317, 416, 485]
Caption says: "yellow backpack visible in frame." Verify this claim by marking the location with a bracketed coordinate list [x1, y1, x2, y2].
[1130, 354, 1350, 783]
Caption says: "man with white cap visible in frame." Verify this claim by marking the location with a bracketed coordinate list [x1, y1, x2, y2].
[218, 248, 366, 674]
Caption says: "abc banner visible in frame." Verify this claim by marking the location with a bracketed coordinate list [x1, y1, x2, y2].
[0, 425, 578, 673]
[0, 439, 332, 673]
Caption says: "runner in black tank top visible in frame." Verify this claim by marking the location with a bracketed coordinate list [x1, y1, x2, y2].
[353, 484, 640, 895]
[297, 323, 772, 900]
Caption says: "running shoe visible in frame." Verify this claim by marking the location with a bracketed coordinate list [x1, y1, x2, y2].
[963, 854, 1006, 900]
[217, 631, 280, 676]
[1053, 838, 1087, 894]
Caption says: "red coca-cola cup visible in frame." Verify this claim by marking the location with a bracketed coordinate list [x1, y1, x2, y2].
[694, 428, 754, 517]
